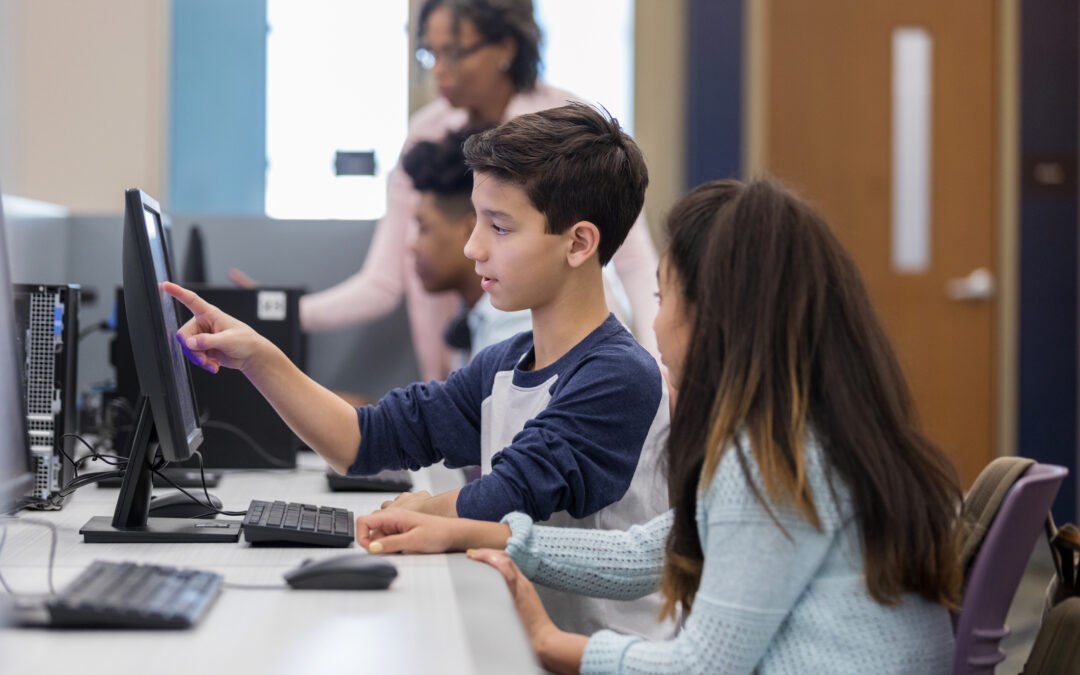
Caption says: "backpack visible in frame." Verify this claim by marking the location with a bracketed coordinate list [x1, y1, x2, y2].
[1021, 517, 1080, 675]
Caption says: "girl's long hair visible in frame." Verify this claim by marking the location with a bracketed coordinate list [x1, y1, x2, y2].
[658, 179, 962, 620]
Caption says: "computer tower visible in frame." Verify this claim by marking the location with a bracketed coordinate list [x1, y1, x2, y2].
[111, 286, 306, 469]
[13, 284, 80, 508]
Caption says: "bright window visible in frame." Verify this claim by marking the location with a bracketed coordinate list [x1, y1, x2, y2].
[264, 1, 633, 220]
[535, 0, 635, 134]
[265, 1, 408, 220]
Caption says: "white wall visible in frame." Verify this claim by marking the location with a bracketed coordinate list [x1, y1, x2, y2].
[0, 0, 168, 213]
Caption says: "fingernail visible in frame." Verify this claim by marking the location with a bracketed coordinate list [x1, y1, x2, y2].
[369, 542, 383, 553]
[466, 549, 476, 557]
[186, 337, 198, 348]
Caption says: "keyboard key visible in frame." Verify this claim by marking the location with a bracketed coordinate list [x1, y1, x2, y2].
[242, 499, 354, 547]
[45, 561, 222, 629]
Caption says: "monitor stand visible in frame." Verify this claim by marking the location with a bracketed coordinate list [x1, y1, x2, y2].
[80, 397, 241, 543]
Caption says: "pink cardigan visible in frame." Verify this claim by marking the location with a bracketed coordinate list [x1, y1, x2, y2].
[299, 83, 660, 382]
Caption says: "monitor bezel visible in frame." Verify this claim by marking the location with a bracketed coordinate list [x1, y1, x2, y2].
[122, 188, 203, 462]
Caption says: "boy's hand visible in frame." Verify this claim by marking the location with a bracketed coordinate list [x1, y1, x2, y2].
[379, 490, 433, 511]
[162, 281, 266, 374]
[378, 488, 460, 518]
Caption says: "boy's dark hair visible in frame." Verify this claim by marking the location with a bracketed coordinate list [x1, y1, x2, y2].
[418, 0, 542, 92]
[462, 102, 648, 265]
[402, 128, 488, 219]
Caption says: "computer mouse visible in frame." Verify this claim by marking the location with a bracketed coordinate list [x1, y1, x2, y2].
[283, 554, 398, 591]
[147, 491, 222, 519]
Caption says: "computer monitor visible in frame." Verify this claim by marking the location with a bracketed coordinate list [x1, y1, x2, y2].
[80, 189, 240, 542]
[0, 186, 35, 512]
[182, 225, 208, 284]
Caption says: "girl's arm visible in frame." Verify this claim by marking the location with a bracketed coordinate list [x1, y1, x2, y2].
[579, 496, 835, 673]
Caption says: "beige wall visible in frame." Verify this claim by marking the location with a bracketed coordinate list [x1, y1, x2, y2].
[0, 0, 169, 213]
[635, 0, 686, 240]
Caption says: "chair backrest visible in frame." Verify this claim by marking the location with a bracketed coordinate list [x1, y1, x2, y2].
[953, 462, 1068, 675]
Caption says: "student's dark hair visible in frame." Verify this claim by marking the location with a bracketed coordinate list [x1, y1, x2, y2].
[462, 102, 648, 265]
[658, 178, 963, 621]
[418, 0, 542, 91]
[401, 127, 490, 218]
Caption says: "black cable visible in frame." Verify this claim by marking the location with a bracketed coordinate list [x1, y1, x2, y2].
[78, 320, 111, 341]
[59, 433, 129, 478]
[202, 420, 295, 469]
[55, 470, 126, 497]
[150, 456, 247, 518]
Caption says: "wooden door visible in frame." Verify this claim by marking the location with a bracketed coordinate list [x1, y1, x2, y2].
[762, 0, 997, 485]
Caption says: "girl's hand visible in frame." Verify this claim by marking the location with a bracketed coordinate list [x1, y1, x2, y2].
[356, 508, 460, 554]
[468, 549, 588, 674]
[162, 281, 266, 374]
[466, 549, 559, 649]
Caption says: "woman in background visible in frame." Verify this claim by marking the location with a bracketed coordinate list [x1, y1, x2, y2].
[256, 0, 660, 381]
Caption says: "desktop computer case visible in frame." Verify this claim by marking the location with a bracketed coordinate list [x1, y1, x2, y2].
[14, 284, 80, 508]
[111, 286, 306, 469]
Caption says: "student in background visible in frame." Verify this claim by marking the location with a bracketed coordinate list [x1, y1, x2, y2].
[235, 0, 661, 382]
[400, 127, 531, 366]
[167, 104, 670, 639]
[356, 178, 962, 674]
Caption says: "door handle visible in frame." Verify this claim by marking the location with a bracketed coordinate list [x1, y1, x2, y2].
[945, 267, 995, 301]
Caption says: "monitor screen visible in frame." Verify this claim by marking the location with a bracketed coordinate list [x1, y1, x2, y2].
[0, 189, 35, 511]
[122, 190, 202, 462]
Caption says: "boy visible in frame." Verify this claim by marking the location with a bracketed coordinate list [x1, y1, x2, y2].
[165, 103, 669, 637]
[401, 128, 531, 364]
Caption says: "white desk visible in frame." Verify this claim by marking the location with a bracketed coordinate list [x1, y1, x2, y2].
[0, 455, 538, 675]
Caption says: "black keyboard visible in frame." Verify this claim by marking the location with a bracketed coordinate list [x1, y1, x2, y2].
[326, 468, 413, 492]
[243, 500, 355, 547]
[45, 560, 222, 629]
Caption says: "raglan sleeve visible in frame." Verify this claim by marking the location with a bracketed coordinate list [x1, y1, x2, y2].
[455, 351, 664, 522]
[349, 354, 487, 474]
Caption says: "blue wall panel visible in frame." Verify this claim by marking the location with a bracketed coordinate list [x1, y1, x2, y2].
[1018, 1, 1079, 522]
[169, 0, 266, 213]
[685, 0, 742, 188]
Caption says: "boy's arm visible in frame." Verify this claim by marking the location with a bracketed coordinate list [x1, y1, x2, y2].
[165, 282, 361, 473]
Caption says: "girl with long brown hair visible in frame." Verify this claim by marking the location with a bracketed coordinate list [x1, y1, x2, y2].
[355, 178, 962, 674]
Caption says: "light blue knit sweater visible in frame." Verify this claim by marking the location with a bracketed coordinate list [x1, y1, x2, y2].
[503, 437, 955, 674]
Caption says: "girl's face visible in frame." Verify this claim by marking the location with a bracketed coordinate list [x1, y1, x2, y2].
[654, 256, 694, 392]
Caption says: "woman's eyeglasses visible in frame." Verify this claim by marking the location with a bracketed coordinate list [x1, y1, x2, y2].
[415, 41, 490, 70]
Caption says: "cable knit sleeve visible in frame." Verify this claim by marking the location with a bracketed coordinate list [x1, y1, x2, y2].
[577, 454, 838, 674]
[503, 510, 671, 601]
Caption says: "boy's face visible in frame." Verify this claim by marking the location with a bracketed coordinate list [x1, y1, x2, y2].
[410, 193, 476, 295]
[465, 173, 568, 312]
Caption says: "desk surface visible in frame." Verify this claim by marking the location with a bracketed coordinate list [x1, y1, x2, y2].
[0, 455, 538, 675]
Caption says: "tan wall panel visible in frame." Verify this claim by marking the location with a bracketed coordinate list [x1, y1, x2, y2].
[2, 0, 168, 212]
[635, 0, 686, 241]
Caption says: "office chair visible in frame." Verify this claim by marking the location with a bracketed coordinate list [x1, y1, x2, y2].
[952, 460, 1067, 674]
